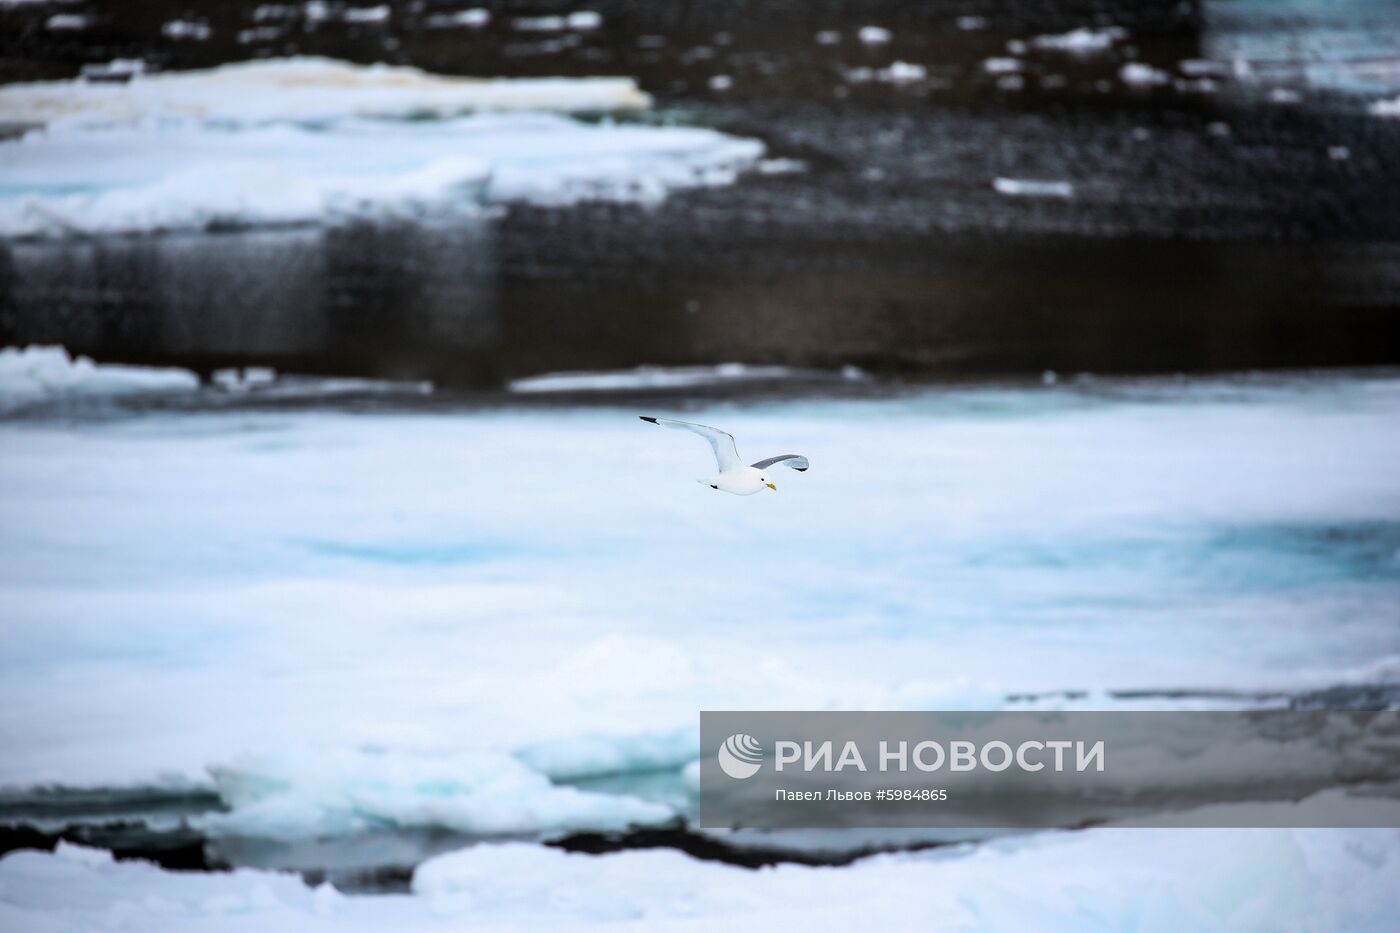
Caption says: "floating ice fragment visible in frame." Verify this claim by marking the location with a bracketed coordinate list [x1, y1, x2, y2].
[1031, 27, 1125, 54]
[514, 11, 600, 31]
[162, 20, 212, 40]
[1369, 96, 1400, 117]
[993, 178, 1074, 198]
[507, 363, 805, 393]
[1179, 59, 1229, 77]
[858, 25, 891, 45]
[45, 13, 89, 30]
[426, 8, 489, 28]
[0, 346, 199, 412]
[342, 5, 389, 24]
[1120, 62, 1170, 86]
[881, 61, 927, 83]
[78, 59, 146, 82]
[756, 157, 805, 174]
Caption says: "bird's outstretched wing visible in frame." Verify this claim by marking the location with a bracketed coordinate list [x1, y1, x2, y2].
[751, 454, 809, 472]
[640, 416, 741, 472]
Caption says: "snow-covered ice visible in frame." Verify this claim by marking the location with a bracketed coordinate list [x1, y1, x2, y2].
[1120, 62, 1172, 86]
[199, 747, 673, 839]
[513, 12, 601, 32]
[1369, 96, 1400, 117]
[424, 8, 489, 29]
[3, 825, 1399, 931]
[1, 372, 1398, 924]
[0, 346, 198, 413]
[983, 57, 1022, 74]
[993, 177, 1075, 198]
[0, 57, 650, 128]
[508, 363, 809, 393]
[43, 12, 89, 30]
[1031, 27, 1126, 54]
[162, 19, 212, 41]
[0, 58, 765, 236]
[2, 374, 1398, 793]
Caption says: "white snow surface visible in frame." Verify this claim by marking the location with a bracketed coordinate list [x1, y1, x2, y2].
[198, 746, 673, 839]
[1031, 27, 1126, 54]
[0, 57, 650, 128]
[2, 375, 1399, 799]
[0, 345, 198, 412]
[1369, 96, 1400, 117]
[2, 373, 1400, 926]
[2, 826, 1399, 931]
[993, 177, 1075, 198]
[0, 58, 765, 236]
[508, 363, 811, 393]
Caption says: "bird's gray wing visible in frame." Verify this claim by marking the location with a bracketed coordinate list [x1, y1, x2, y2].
[640, 416, 741, 472]
[750, 454, 810, 472]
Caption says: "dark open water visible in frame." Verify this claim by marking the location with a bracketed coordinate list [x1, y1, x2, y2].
[2, 0, 1399, 383]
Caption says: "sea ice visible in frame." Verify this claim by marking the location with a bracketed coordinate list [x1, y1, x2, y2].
[199, 746, 673, 839]
[1120, 62, 1171, 86]
[162, 19, 212, 40]
[1368, 96, 1400, 117]
[3, 824, 1399, 930]
[506, 363, 803, 393]
[0, 56, 650, 128]
[0, 345, 198, 413]
[1030, 27, 1126, 54]
[992, 178, 1075, 198]
[0, 60, 764, 236]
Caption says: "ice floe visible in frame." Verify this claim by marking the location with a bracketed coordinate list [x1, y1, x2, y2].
[1030, 27, 1126, 54]
[983, 57, 1022, 74]
[513, 11, 600, 32]
[992, 177, 1075, 198]
[3, 376, 1399, 794]
[424, 8, 489, 29]
[44, 12, 88, 30]
[515, 727, 698, 781]
[199, 746, 673, 839]
[0, 56, 649, 128]
[1368, 96, 1400, 117]
[1120, 62, 1171, 86]
[0, 345, 198, 413]
[3, 824, 1400, 930]
[0, 58, 765, 236]
[161, 19, 211, 40]
[506, 363, 856, 393]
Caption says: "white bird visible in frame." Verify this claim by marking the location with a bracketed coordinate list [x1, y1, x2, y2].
[640, 416, 810, 495]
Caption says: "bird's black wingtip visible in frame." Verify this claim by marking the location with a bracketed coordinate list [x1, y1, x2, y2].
[639, 416, 659, 424]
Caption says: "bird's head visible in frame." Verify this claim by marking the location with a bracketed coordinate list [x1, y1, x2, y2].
[761, 474, 776, 491]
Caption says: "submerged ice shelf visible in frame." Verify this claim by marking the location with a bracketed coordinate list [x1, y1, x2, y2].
[0, 57, 765, 237]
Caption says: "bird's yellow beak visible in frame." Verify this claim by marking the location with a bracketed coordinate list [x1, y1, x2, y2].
[766, 482, 777, 491]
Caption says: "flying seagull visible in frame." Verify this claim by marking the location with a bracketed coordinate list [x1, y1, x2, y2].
[640, 416, 809, 495]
